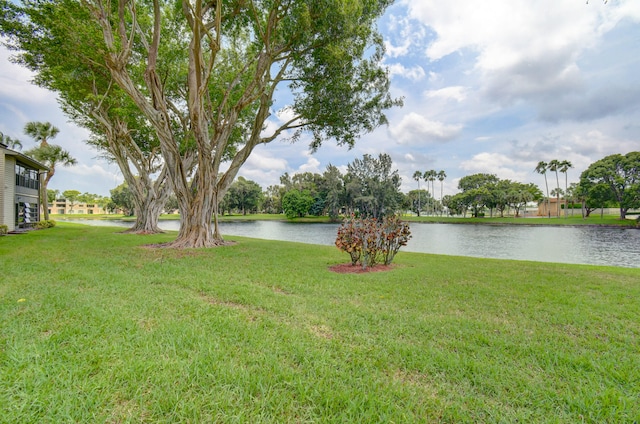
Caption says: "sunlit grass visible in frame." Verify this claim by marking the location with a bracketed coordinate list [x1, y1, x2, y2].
[1, 223, 638, 422]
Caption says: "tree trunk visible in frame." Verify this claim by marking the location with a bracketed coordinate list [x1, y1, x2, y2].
[40, 182, 50, 221]
[40, 170, 54, 221]
[163, 175, 230, 248]
[124, 191, 167, 234]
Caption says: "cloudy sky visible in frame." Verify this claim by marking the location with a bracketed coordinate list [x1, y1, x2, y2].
[1, 0, 639, 197]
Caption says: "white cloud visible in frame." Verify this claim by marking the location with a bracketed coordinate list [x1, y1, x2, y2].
[425, 86, 466, 102]
[0, 48, 56, 105]
[459, 152, 527, 182]
[296, 153, 321, 174]
[387, 63, 426, 81]
[384, 39, 412, 58]
[244, 149, 288, 172]
[389, 112, 462, 144]
[402, 0, 640, 111]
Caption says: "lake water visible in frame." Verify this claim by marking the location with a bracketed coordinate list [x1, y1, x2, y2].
[66, 219, 640, 268]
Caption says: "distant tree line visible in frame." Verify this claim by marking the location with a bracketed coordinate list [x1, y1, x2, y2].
[443, 174, 543, 218]
[61, 151, 639, 221]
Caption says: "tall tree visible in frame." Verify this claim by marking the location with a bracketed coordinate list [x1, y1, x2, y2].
[2, 0, 399, 248]
[580, 152, 640, 219]
[320, 164, 344, 221]
[223, 177, 263, 215]
[262, 185, 283, 215]
[407, 189, 429, 217]
[24, 144, 77, 220]
[5, 3, 180, 234]
[23, 122, 59, 148]
[23, 122, 66, 220]
[437, 170, 446, 216]
[412, 171, 422, 216]
[457, 173, 499, 218]
[535, 161, 551, 218]
[548, 159, 562, 217]
[347, 153, 402, 219]
[423, 170, 436, 215]
[559, 160, 573, 218]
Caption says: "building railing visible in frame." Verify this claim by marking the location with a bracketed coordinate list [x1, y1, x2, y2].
[15, 174, 40, 190]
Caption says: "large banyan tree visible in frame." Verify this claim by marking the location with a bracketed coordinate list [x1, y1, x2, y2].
[2, 0, 399, 247]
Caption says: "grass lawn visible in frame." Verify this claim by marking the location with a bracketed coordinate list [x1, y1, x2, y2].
[1, 223, 639, 422]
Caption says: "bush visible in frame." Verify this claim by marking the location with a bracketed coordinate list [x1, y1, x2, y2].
[335, 215, 411, 269]
[282, 189, 314, 219]
[0, 225, 8, 235]
[35, 220, 56, 229]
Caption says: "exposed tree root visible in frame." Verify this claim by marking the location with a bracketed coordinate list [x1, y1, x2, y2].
[120, 228, 165, 235]
[143, 239, 236, 249]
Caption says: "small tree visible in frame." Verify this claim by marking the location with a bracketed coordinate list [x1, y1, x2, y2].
[62, 189, 81, 213]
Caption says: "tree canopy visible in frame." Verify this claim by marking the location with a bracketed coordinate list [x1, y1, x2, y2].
[1, 0, 399, 248]
[579, 152, 640, 219]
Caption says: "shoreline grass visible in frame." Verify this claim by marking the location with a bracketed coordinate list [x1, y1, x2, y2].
[51, 212, 639, 228]
[2, 223, 638, 422]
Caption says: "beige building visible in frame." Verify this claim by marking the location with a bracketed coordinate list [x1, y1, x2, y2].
[1, 142, 48, 232]
[537, 197, 565, 217]
[50, 198, 108, 215]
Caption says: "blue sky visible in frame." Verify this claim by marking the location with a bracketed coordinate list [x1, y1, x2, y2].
[1, 0, 639, 197]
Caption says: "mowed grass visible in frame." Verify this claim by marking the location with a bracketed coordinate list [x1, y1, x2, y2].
[1, 224, 639, 423]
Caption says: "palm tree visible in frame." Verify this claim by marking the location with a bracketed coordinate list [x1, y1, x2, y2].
[437, 170, 446, 216]
[0, 132, 23, 150]
[24, 121, 60, 148]
[567, 182, 578, 217]
[535, 161, 550, 218]
[559, 160, 573, 218]
[427, 170, 437, 215]
[422, 170, 431, 215]
[547, 159, 561, 217]
[24, 145, 77, 221]
[412, 171, 423, 216]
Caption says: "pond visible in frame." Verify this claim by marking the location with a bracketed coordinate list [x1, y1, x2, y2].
[66, 219, 640, 268]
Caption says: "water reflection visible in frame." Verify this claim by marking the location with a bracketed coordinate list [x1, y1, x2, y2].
[64, 219, 639, 268]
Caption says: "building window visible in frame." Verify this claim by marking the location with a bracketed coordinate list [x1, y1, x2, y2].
[16, 202, 39, 227]
[15, 164, 40, 190]
[57, 209, 65, 214]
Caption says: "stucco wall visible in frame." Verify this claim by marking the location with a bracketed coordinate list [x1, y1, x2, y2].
[2, 155, 17, 231]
